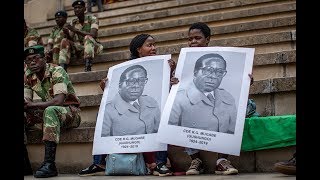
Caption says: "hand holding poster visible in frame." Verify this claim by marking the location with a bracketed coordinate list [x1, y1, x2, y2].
[93, 55, 171, 155]
[157, 47, 255, 156]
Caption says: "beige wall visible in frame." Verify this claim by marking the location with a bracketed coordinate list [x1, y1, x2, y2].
[24, 0, 62, 24]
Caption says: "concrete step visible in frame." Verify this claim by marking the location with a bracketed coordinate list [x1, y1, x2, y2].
[34, 0, 217, 29]
[102, 27, 295, 52]
[36, 0, 296, 41]
[32, 76, 296, 127]
[66, 30, 296, 73]
[35, 0, 295, 36]
[68, 50, 296, 84]
[26, 126, 296, 174]
[67, 49, 296, 95]
[47, 76, 296, 127]
[24, 173, 297, 179]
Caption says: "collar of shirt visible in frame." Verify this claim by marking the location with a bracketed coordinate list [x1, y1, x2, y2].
[129, 100, 139, 106]
[186, 82, 233, 105]
[204, 91, 215, 99]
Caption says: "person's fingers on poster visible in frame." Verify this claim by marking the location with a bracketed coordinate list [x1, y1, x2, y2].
[99, 77, 108, 91]
[170, 77, 179, 86]
[167, 59, 176, 70]
[248, 73, 254, 85]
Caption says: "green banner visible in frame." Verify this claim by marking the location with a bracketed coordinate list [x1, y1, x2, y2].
[241, 115, 296, 151]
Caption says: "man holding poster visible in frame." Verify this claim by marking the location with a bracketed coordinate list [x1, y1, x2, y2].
[101, 65, 160, 137]
[157, 22, 254, 176]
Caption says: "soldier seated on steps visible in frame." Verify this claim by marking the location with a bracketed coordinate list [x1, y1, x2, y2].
[45, 10, 71, 72]
[24, 45, 81, 178]
[63, 0, 104, 72]
[24, 19, 43, 48]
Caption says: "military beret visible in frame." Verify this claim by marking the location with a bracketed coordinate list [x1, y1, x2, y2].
[72, 0, 85, 7]
[24, 45, 45, 58]
[55, 10, 68, 18]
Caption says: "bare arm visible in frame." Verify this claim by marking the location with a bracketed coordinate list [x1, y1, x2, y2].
[24, 94, 65, 110]
[65, 24, 98, 39]
[168, 59, 179, 87]
[99, 77, 108, 91]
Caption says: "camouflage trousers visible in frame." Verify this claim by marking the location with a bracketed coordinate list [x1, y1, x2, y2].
[59, 36, 103, 64]
[51, 38, 73, 65]
[24, 105, 81, 144]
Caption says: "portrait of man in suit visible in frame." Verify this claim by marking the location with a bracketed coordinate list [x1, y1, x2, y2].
[101, 65, 161, 137]
[168, 53, 237, 134]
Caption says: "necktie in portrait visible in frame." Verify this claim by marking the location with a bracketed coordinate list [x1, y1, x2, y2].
[133, 101, 140, 112]
[207, 93, 215, 104]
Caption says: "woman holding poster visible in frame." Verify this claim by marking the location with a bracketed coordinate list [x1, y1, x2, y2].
[79, 34, 177, 177]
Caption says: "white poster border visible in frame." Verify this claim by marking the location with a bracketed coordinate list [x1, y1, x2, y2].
[157, 47, 254, 156]
[93, 55, 171, 155]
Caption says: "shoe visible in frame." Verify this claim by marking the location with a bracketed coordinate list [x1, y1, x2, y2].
[84, 58, 92, 72]
[215, 159, 238, 175]
[153, 162, 173, 176]
[34, 162, 58, 178]
[59, 63, 68, 72]
[186, 158, 203, 175]
[78, 164, 105, 176]
[274, 155, 296, 175]
[34, 141, 58, 178]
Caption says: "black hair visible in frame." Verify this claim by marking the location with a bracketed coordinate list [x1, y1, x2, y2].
[194, 53, 226, 73]
[119, 65, 147, 85]
[189, 22, 211, 38]
[129, 34, 153, 60]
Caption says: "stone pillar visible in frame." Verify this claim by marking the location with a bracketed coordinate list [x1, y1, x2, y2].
[24, 0, 58, 24]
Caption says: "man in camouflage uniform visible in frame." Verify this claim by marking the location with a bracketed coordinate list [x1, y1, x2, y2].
[24, 19, 43, 48]
[45, 10, 71, 71]
[63, 0, 104, 72]
[24, 45, 81, 178]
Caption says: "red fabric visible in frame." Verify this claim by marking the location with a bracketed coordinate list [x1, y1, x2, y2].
[143, 152, 156, 164]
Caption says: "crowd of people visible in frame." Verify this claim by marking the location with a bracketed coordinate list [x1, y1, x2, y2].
[24, 0, 296, 178]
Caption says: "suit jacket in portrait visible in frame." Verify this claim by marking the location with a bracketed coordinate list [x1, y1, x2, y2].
[101, 93, 161, 137]
[168, 82, 237, 134]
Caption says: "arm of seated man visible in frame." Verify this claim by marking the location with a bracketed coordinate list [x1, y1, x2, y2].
[24, 93, 66, 110]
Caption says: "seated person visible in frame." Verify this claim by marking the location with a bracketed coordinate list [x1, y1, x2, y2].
[45, 10, 71, 71]
[63, 0, 104, 72]
[24, 45, 81, 178]
[79, 34, 176, 177]
[24, 19, 43, 48]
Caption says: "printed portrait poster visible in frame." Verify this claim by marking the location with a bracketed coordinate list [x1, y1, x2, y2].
[93, 55, 171, 155]
[157, 47, 255, 156]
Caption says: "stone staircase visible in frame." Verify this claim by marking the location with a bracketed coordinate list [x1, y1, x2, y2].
[26, 0, 296, 174]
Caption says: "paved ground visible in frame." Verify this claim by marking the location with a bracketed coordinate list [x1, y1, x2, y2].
[24, 173, 296, 179]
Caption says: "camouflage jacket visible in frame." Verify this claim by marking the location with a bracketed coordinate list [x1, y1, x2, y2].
[70, 14, 100, 44]
[24, 27, 41, 48]
[24, 63, 80, 107]
[48, 26, 66, 49]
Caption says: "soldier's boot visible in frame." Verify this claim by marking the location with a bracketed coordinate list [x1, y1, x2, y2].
[34, 141, 58, 178]
[84, 58, 93, 72]
[59, 63, 68, 72]
[24, 144, 33, 176]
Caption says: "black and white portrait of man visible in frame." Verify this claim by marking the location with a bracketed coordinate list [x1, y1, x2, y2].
[101, 65, 161, 137]
[168, 53, 237, 134]
[157, 47, 254, 156]
[93, 55, 171, 154]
